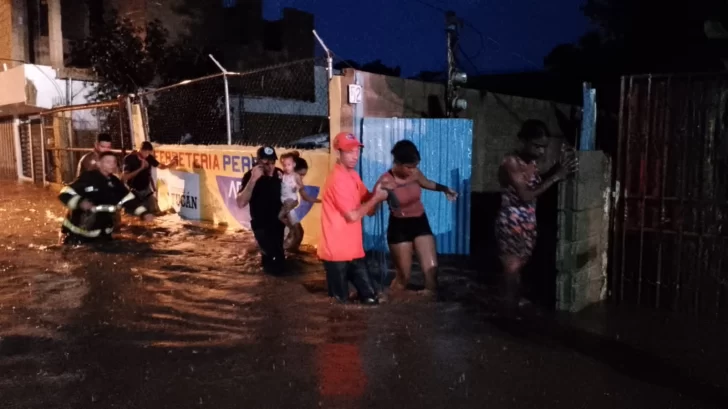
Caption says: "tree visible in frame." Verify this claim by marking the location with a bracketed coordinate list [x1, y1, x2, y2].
[68, 10, 226, 145]
[69, 12, 169, 101]
[545, 0, 728, 78]
[333, 59, 402, 77]
[69, 9, 222, 99]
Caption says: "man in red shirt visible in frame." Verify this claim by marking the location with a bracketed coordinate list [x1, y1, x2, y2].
[318, 132, 390, 304]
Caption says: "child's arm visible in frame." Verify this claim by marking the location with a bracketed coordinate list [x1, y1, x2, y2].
[296, 174, 321, 203]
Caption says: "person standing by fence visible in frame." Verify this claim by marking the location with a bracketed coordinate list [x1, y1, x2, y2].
[122, 141, 178, 215]
[76, 133, 113, 177]
[318, 132, 391, 304]
[496, 119, 578, 314]
[236, 146, 286, 275]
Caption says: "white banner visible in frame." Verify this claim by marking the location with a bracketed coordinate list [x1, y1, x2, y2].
[155, 169, 201, 220]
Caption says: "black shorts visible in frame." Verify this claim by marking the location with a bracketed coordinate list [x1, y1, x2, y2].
[387, 213, 433, 244]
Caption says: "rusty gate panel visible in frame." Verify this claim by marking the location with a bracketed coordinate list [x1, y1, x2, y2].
[0, 118, 17, 180]
[19, 120, 32, 179]
[30, 118, 44, 185]
[612, 73, 728, 318]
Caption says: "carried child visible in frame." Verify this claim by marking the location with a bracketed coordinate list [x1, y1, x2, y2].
[279, 151, 320, 226]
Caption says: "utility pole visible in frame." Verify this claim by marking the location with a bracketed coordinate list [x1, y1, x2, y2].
[445, 11, 467, 118]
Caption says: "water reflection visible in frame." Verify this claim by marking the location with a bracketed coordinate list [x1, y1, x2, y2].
[0, 181, 723, 409]
[317, 343, 368, 401]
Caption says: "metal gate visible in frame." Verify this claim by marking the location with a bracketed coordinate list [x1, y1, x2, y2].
[0, 118, 17, 179]
[612, 73, 728, 318]
[17, 116, 45, 185]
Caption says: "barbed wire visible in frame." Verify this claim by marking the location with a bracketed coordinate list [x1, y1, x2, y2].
[139, 57, 329, 147]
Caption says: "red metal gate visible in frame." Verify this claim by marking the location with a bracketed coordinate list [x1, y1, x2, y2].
[612, 73, 728, 318]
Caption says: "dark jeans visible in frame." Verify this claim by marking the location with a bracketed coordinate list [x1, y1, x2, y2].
[323, 258, 377, 303]
[252, 220, 286, 275]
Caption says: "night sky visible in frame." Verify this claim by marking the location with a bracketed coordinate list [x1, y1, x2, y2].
[262, 0, 592, 76]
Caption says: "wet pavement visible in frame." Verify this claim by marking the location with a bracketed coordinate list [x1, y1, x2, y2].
[0, 181, 725, 408]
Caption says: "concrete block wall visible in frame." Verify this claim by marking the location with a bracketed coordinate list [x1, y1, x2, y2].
[556, 150, 611, 311]
[334, 69, 577, 193]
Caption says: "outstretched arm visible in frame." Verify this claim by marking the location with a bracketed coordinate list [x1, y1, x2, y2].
[330, 177, 387, 223]
[118, 191, 153, 220]
[121, 155, 148, 183]
[154, 155, 178, 170]
[416, 169, 458, 200]
[501, 156, 561, 202]
[295, 174, 320, 203]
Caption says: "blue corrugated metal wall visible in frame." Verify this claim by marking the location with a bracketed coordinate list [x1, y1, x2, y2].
[359, 118, 473, 255]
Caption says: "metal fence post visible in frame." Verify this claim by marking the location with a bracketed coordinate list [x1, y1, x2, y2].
[223, 72, 232, 145]
[209, 54, 232, 145]
[118, 97, 126, 156]
[313, 30, 333, 80]
[126, 95, 135, 149]
[137, 92, 150, 142]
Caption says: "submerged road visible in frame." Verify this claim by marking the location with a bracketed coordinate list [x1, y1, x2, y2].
[0, 182, 722, 409]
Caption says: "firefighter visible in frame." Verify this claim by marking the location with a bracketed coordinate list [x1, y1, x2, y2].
[59, 151, 154, 245]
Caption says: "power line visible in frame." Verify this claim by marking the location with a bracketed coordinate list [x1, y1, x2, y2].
[410, 0, 447, 13]
[462, 20, 541, 70]
[406, 0, 542, 71]
[458, 45, 481, 75]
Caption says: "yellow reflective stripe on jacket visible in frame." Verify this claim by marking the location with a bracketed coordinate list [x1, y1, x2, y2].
[118, 192, 135, 206]
[92, 205, 118, 213]
[62, 218, 102, 237]
[67, 195, 81, 210]
[60, 186, 78, 196]
[133, 206, 148, 216]
[60, 186, 81, 210]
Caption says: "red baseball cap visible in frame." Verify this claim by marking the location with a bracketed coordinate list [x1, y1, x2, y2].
[333, 132, 363, 151]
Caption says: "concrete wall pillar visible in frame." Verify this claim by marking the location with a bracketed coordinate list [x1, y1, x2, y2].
[328, 75, 341, 171]
[11, 0, 28, 63]
[47, 0, 63, 68]
[555, 150, 611, 312]
[131, 103, 146, 149]
[0, 0, 12, 62]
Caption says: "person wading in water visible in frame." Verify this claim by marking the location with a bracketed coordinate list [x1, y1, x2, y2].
[376, 140, 458, 300]
[76, 133, 113, 177]
[59, 151, 154, 245]
[318, 132, 392, 304]
[496, 120, 577, 315]
[237, 146, 287, 275]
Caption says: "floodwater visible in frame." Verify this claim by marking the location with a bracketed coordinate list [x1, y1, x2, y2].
[0, 181, 724, 408]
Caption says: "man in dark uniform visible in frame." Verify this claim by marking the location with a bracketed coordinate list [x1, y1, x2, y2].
[236, 146, 286, 274]
[59, 151, 153, 245]
[76, 133, 113, 177]
[122, 141, 178, 214]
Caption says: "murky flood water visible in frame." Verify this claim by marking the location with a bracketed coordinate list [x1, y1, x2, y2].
[0, 181, 721, 408]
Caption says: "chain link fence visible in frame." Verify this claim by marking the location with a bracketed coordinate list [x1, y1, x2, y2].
[43, 99, 132, 184]
[139, 58, 329, 147]
[33, 58, 331, 185]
